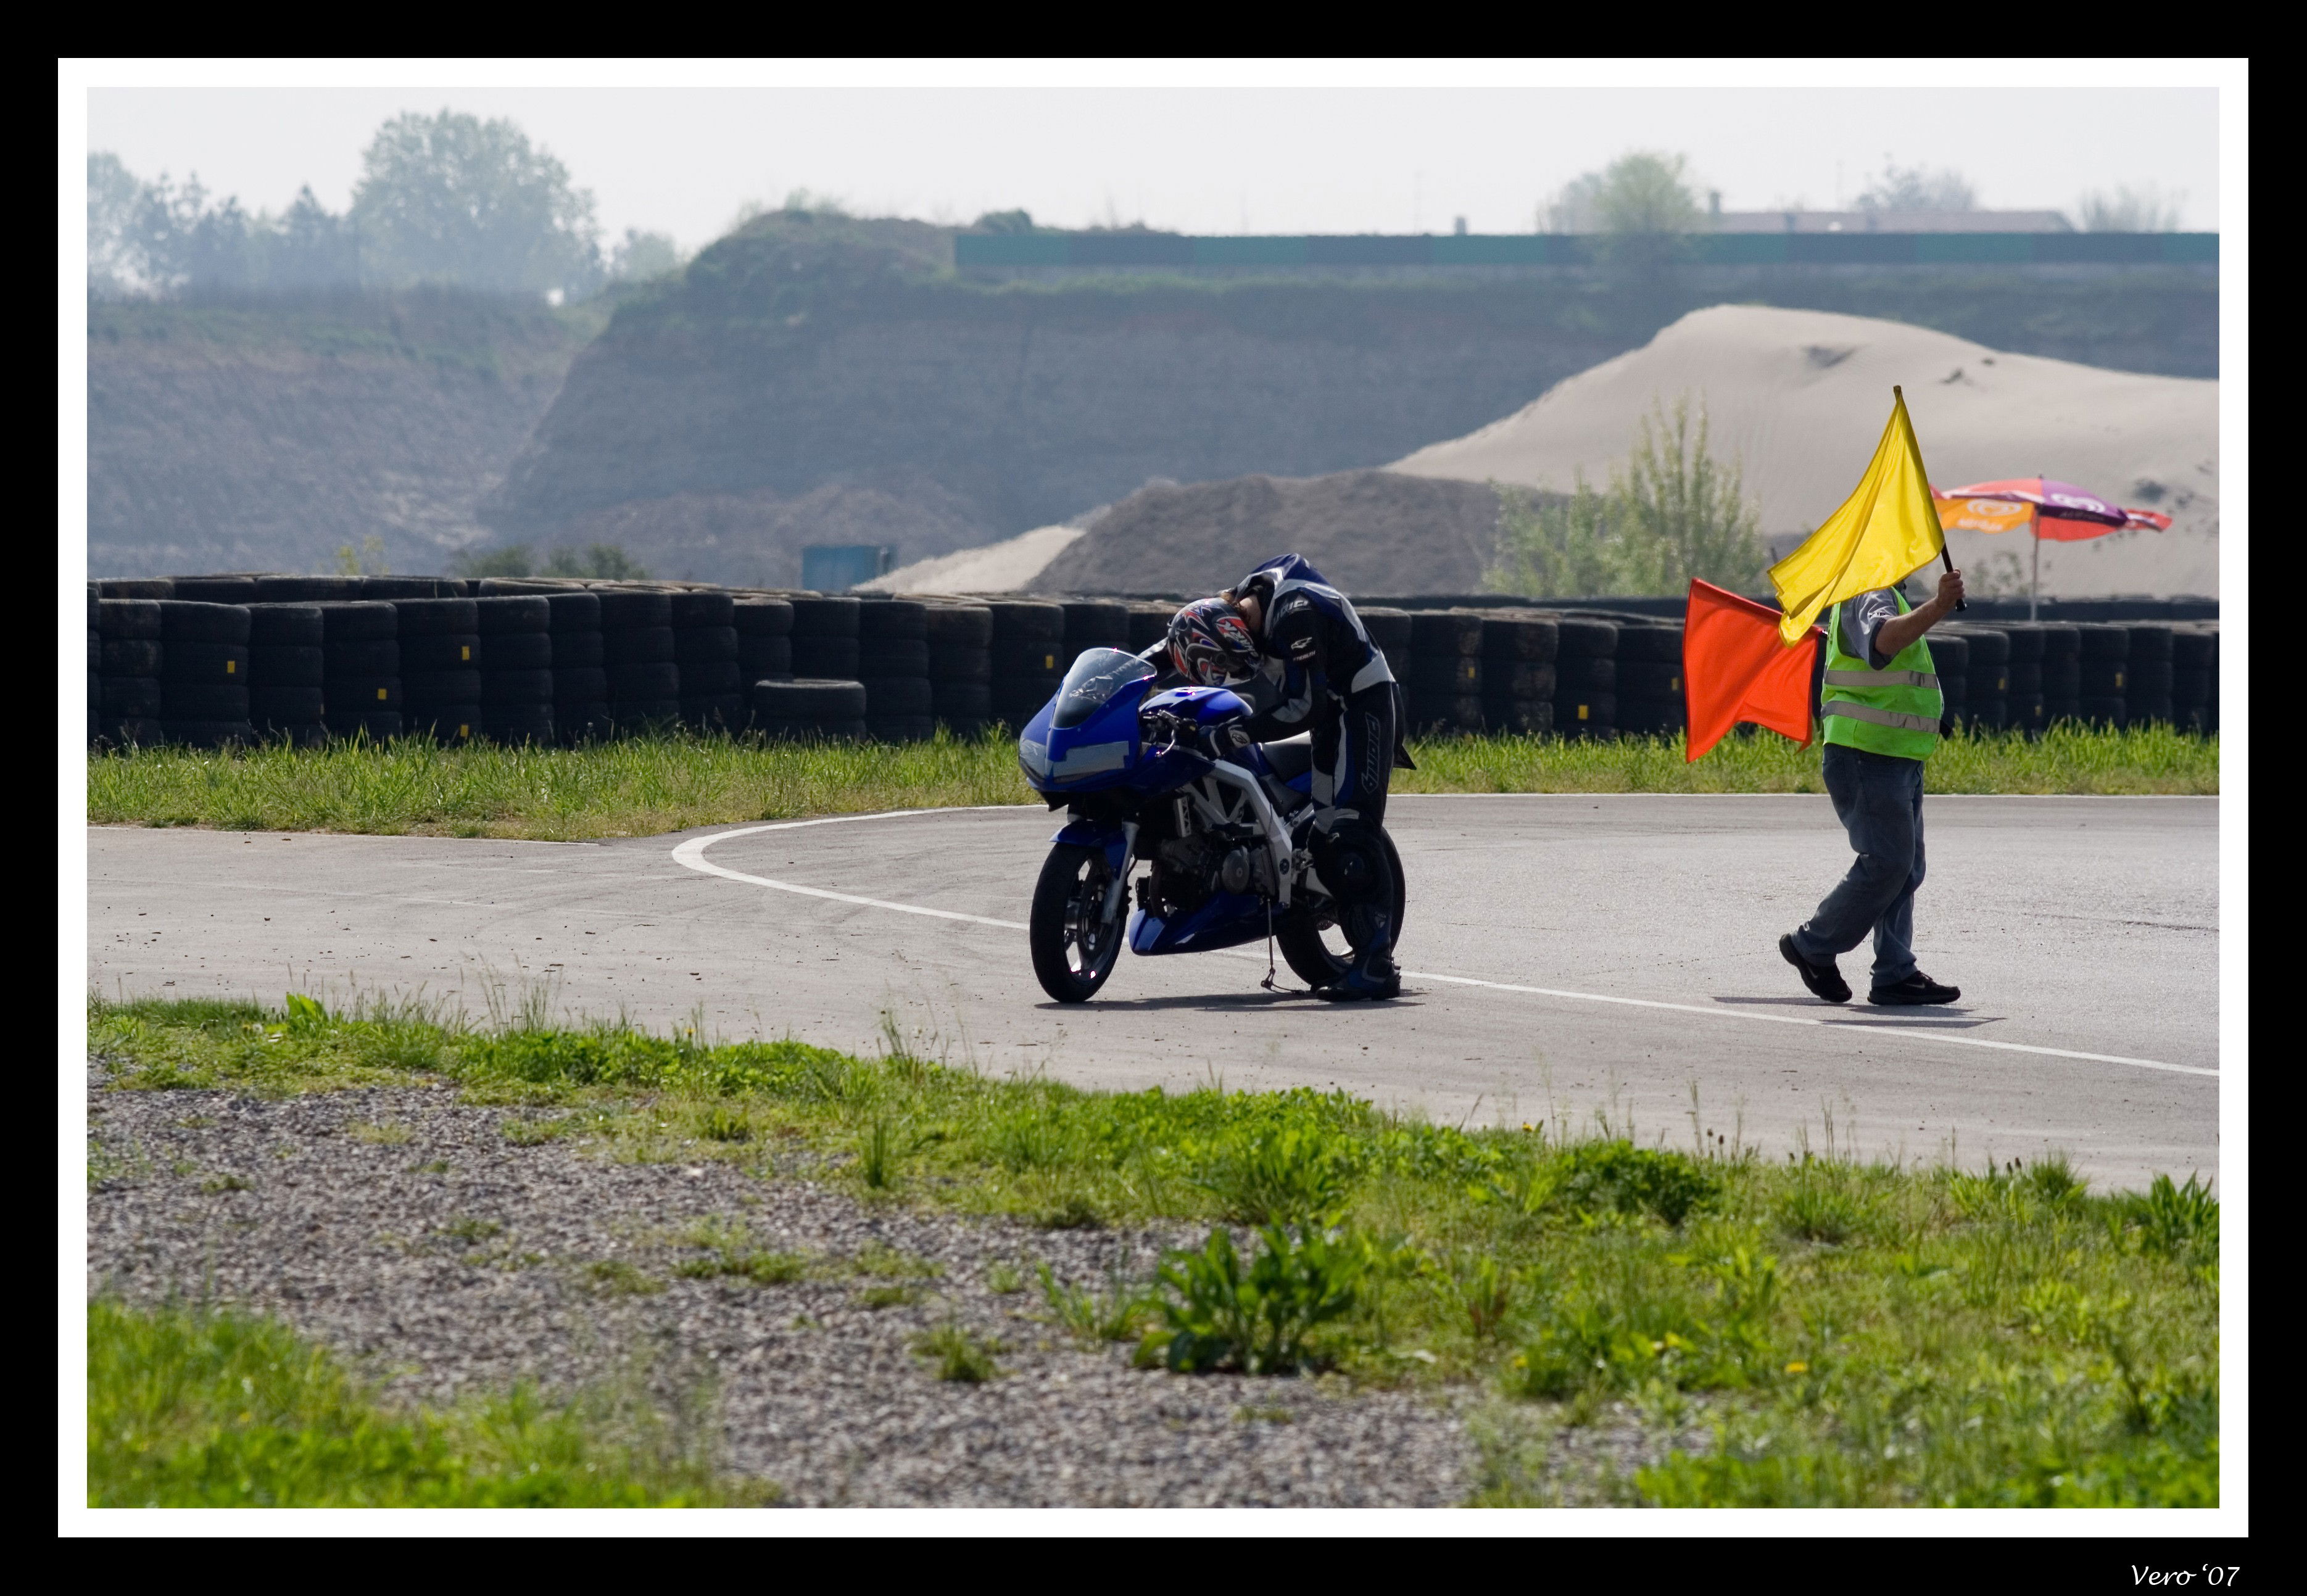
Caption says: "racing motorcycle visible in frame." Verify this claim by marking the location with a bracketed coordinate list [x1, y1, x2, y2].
[1016, 647, 1406, 1003]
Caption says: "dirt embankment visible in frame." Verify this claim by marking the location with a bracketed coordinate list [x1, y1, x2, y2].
[88, 293, 596, 579]
[1033, 471, 1506, 596]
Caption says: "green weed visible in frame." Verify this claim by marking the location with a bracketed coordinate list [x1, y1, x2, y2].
[582, 1260, 663, 1297]
[1038, 1262, 1156, 1344]
[674, 1221, 807, 1286]
[913, 1323, 1004, 1383]
[2120, 1173, 2219, 1263]
[86, 1300, 768, 1507]
[1148, 1225, 1364, 1375]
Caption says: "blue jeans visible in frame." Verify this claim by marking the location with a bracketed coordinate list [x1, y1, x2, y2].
[1792, 743, 1925, 985]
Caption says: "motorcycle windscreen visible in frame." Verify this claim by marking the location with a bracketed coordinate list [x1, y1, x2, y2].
[1053, 650, 1156, 728]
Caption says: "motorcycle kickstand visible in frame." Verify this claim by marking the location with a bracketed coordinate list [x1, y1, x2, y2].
[1260, 900, 1285, 993]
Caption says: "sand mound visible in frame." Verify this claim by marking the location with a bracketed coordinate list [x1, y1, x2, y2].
[861, 523, 1088, 593]
[1391, 305, 2219, 598]
[1030, 471, 1504, 597]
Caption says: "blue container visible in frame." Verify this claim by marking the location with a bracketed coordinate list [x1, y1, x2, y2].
[801, 545, 893, 593]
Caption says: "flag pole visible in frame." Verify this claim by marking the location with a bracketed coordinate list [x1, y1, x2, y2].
[1897, 386, 1966, 612]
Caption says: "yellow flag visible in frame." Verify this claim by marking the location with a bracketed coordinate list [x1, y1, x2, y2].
[1768, 387, 1947, 643]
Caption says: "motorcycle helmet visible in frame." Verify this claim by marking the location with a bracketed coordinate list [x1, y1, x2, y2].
[1167, 598, 1262, 687]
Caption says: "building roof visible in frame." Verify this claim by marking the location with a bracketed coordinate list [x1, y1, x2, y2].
[1712, 209, 2076, 234]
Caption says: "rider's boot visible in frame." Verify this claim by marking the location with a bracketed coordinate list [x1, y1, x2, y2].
[1314, 899, 1401, 1002]
[1315, 946, 1401, 1002]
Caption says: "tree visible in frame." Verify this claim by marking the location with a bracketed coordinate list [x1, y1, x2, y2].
[608, 228, 683, 282]
[1545, 152, 1702, 235]
[2074, 184, 2187, 232]
[1485, 396, 1763, 598]
[267, 186, 360, 289]
[88, 153, 144, 296]
[1855, 161, 1976, 213]
[971, 209, 1039, 234]
[1591, 152, 1705, 235]
[351, 110, 601, 296]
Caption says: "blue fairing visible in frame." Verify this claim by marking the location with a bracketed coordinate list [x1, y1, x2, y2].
[1053, 817, 1129, 872]
[1145, 685, 1250, 724]
[1128, 893, 1270, 956]
[1017, 650, 1156, 793]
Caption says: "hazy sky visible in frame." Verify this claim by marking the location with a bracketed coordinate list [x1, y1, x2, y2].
[85, 81, 2222, 252]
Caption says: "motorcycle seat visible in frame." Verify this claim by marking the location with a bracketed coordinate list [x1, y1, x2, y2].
[1259, 734, 1315, 785]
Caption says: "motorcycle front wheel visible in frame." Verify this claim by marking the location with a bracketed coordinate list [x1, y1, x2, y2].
[1029, 843, 1124, 1003]
[1276, 826, 1408, 988]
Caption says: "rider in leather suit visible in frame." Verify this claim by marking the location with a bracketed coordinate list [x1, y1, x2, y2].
[1167, 553, 1411, 1001]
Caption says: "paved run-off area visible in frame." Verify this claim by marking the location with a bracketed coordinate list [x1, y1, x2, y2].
[86, 795, 2218, 1191]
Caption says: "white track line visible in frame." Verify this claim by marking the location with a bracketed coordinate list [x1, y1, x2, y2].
[671, 809, 2215, 1080]
[670, 809, 1032, 931]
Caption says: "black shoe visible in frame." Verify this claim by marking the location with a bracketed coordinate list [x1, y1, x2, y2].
[1869, 972, 1961, 1006]
[1779, 934, 1851, 1004]
[1314, 953, 1401, 1003]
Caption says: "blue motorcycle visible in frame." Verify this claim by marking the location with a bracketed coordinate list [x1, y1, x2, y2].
[1016, 647, 1407, 1003]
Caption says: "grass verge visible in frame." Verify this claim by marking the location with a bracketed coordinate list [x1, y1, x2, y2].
[86, 1299, 771, 1507]
[85, 722, 2214, 840]
[89, 994, 2219, 1507]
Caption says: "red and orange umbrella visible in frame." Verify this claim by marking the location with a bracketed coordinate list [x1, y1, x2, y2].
[1934, 478, 2173, 542]
[1929, 477, 2173, 617]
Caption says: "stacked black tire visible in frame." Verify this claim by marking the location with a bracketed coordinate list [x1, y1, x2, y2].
[1061, 600, 1130, 663]
[750, 678, 869, 740]
[760, 593, 866, 739]
[319, 602, 400, 742]
[1927, 631, 1968, 735]
[1949, 627, 2010, 730]
[1406, 613, 1481, 732]
[1478, 614, 1557, 735]
[542, 592, 608, 743]
[988, 602, 1066, 729]
[1125, 602, 1177, 657]
[2039, 624, 2084, 727]
[155, 601, 255, 747]
[2172, 626, 2216, 734]
[397, 597, 481, 743]
[789, 596, 861, 680]
[1359, 608, 1413, 692]
[601, 589, 680, 730]
[472, 597, 554, 744]
[2002, 625, 2047, 734]
[247, 603, 327, 746]
[96, 596, 164, 748]
[2075, 623, 2131, 728]
[735, 598, 795, 718]
[670, 590, 742, 733]
[1554, 618, 1619, 740]
[2121, 624, 2175, 726]
[172, 576, 259, 605]
[1613, 622, 1685, 739]
[86, 587, 101, 745]
[926, 602, 993, 737]
[857, 598, 933, 742]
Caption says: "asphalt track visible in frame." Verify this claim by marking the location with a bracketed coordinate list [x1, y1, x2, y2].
[86, 795, 2219, 1189]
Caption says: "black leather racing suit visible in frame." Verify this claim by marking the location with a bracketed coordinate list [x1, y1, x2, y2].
[1228, 553, 1409, 970]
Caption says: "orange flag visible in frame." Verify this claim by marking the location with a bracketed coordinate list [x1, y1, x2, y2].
[1683, 580, 1823, 762]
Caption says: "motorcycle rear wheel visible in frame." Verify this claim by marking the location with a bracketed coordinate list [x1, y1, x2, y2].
[1030, 843, 1124, 1003]
[1277, 827, 1407, 988]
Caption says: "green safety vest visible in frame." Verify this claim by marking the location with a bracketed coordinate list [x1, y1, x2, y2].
[1821, 591, 1942, 759]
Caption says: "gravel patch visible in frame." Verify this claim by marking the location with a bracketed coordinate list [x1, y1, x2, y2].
[86, 1075, 1473, 1507]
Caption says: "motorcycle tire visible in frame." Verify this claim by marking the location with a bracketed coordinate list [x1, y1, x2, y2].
[1030, 843, 1124, 1003]
[1277, 826, 1407, 988]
